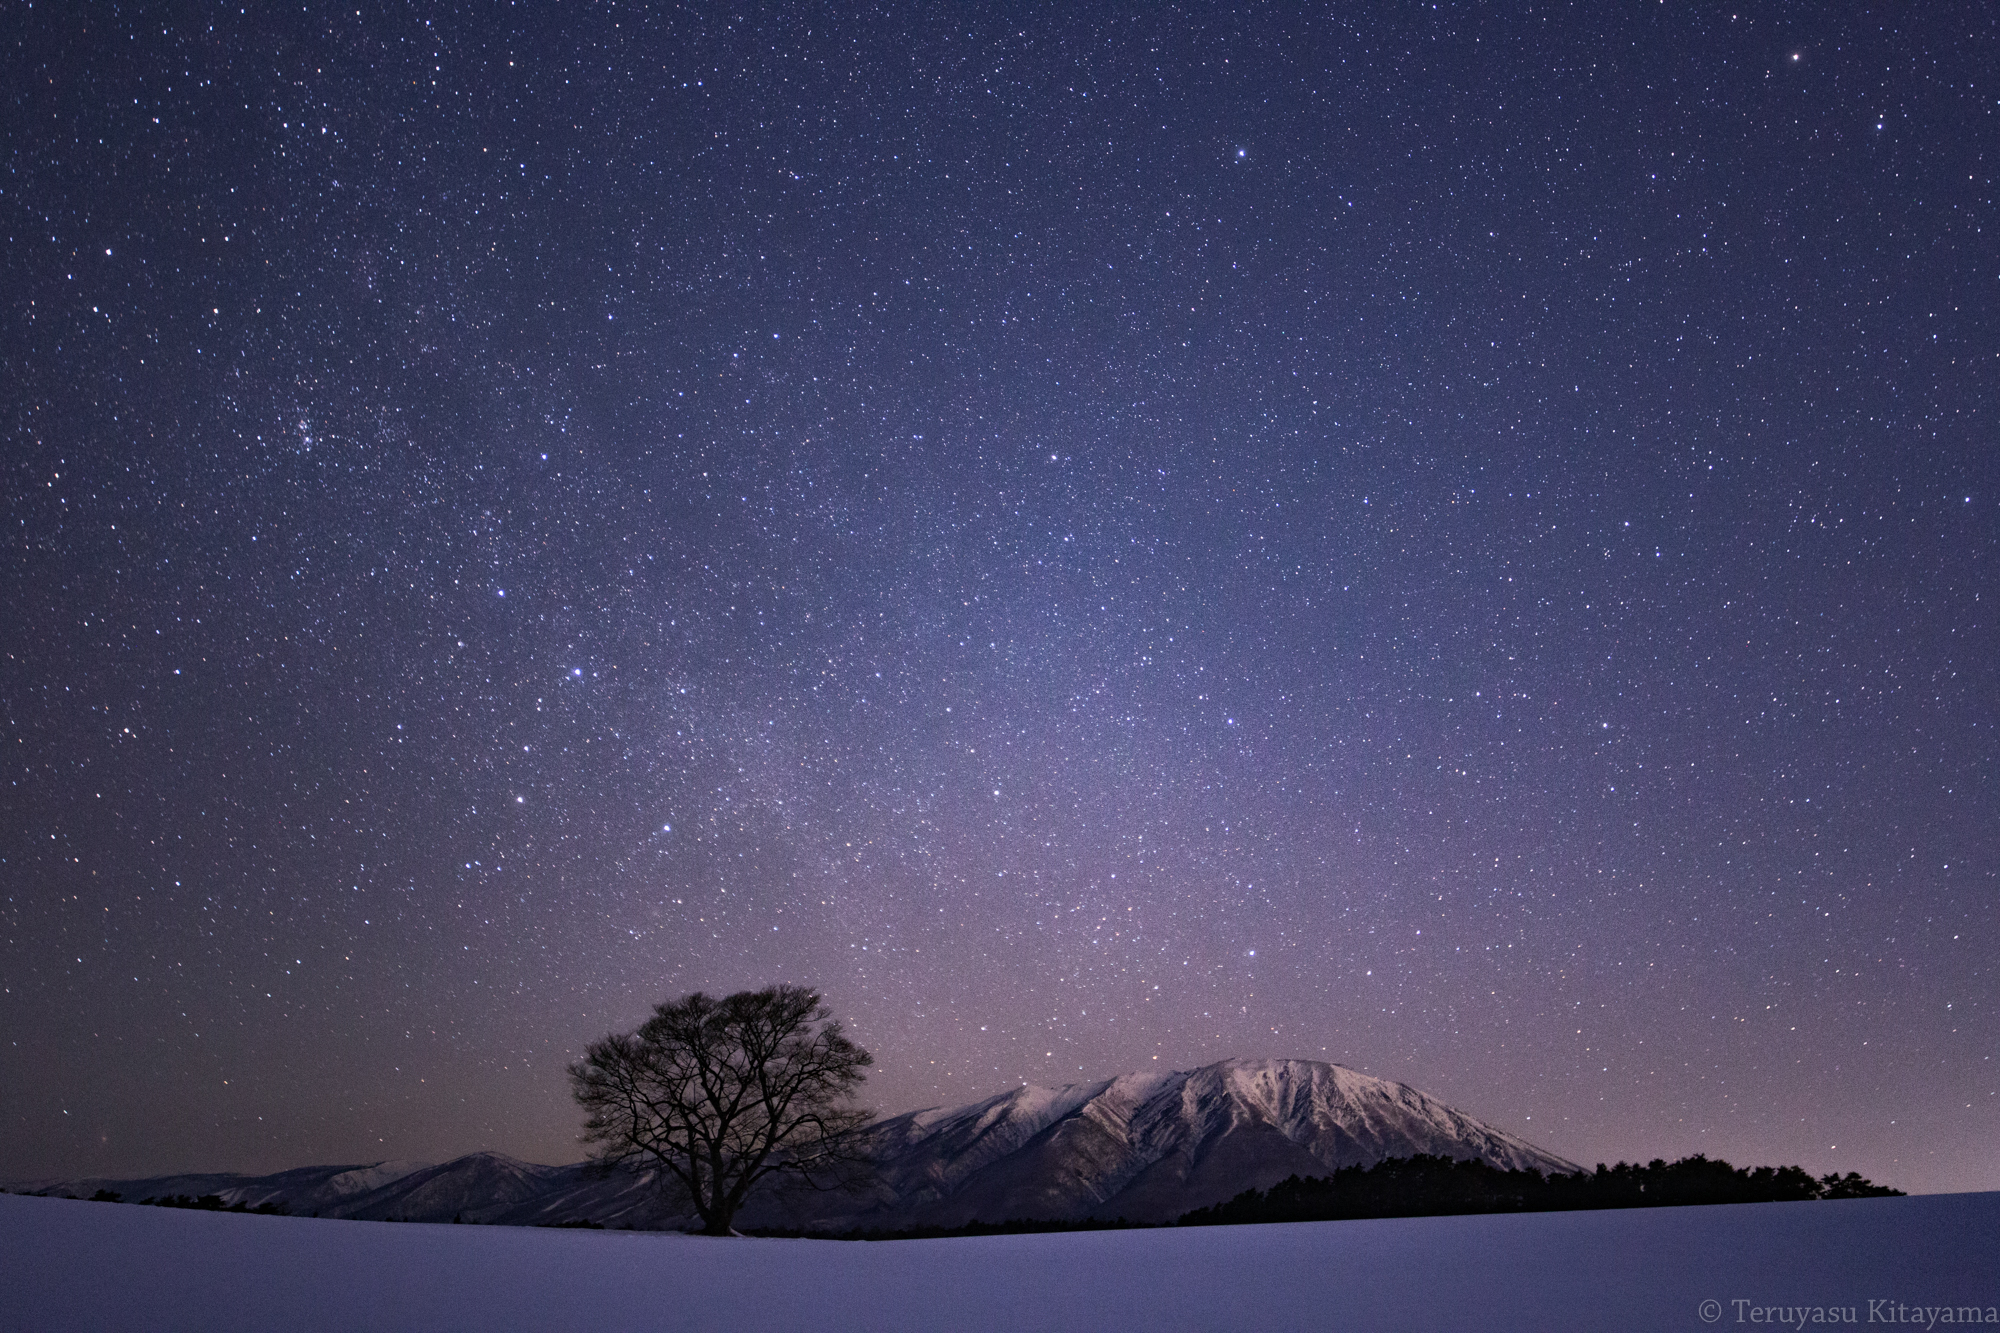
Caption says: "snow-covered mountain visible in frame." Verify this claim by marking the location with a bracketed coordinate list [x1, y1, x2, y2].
[11, 1059, 1574, 1229]
[743, 1057, 1577, 1227]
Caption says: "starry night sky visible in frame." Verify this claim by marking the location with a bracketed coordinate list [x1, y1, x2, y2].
[4, 3, 1995, 1194]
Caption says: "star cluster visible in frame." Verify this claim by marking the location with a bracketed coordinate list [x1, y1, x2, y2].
[3, 4, 1994, 1193]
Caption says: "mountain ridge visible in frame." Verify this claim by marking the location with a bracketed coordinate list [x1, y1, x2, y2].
[11, 1058, 1575, 1229]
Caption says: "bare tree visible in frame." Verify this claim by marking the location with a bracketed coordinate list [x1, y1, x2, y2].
[569, 984, 872, 1235]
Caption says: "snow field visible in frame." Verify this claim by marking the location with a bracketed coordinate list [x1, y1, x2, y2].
[1, 1189, 1994, 1332]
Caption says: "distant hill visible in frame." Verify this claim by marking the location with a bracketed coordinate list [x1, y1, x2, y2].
[10, 1057, 1575, 1230]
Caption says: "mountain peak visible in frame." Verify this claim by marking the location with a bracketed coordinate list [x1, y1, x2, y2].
[744, 1055, 1577, 1229]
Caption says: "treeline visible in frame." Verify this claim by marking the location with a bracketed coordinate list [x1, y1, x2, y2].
[1179, 1154, 1903, 1228]
[104, 1190, 289, 1214]
[753, 1153, 1901, 1242]
[11, 1152, 1901, 1237]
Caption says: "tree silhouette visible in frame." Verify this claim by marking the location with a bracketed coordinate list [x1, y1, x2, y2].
[569, 984, 872, 1236]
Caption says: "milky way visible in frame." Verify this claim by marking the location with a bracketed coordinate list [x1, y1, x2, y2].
[3, 4, 1994, 1193]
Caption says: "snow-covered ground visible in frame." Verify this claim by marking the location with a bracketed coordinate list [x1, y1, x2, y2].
[2, 1190, 1994, 1332]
